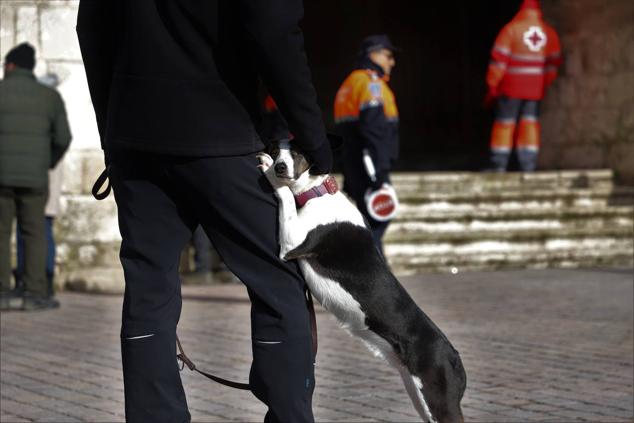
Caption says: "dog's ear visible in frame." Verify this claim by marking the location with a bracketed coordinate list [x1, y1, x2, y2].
[327, 133, 344, 151]
[264, 140, 276, 154]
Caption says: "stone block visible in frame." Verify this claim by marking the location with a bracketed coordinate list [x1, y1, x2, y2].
[540, 108, 567, 146]
[625, 27, 634, 70]
[576, 75, 609, 108]
[563, 112, 584, 144]
[613, 26, 634, 72]
[0, 4, 15, 59]
[620, 100, 634, 134]
[586, 109, 620, 143]
[56, 240, 120, 269]
[584, 32, 620, 75]
[15, 5, 39, 50]
[46, 62, 101, 151]
[537, 144, 561, 169]
[81, 151, 109, 194]
[559, 145, 606, 169]
[57, 195, 120, 243]
[556, 78, 578, 109]
[606, 71, 634, 109]
[563, 45, 584, 77]
[607, 143, 634, 185]
[40, 5, 81, 61]
[62, 267, 125, 294]
[60, 149, 105, 195]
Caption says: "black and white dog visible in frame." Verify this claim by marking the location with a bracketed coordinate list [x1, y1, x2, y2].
[257, 141, 467, 423]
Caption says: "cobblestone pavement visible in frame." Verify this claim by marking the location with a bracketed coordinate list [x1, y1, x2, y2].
[1, 268, 633, 422]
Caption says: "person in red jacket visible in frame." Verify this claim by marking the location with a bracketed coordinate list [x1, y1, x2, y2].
[486, 0, 562, 171]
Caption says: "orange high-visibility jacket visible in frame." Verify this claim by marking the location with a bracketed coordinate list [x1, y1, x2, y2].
[334, 68, 399, 184]
[334, 69, 399, 125]
[487, 8, 562, 100]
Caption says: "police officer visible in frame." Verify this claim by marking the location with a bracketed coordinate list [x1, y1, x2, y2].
[77, 1, 332, 422]
[486, 0, 562, 171]
[334, 34, 399, 254]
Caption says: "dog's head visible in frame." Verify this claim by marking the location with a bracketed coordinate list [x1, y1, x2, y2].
[265, 140, 324, 193]
[267, 140, 312, 181]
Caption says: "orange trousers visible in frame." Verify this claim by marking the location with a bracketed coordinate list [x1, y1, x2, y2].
[490, 97, 541, 171]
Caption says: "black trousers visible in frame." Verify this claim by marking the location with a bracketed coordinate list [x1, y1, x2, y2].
[110, 149, 315, 423]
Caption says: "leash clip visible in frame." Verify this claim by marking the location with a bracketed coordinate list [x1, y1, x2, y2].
[177, 352, 196, 372]
[176, 335, 196, 371]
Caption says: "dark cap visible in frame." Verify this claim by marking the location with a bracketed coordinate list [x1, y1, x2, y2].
[5, 42, 36, 70]
[359, 34, 400, 56]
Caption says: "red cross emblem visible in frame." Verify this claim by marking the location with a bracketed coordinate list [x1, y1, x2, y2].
[523, 26, 547, 52]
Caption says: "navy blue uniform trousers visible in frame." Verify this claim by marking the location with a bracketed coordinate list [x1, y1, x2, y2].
[109, 149, 315, 423]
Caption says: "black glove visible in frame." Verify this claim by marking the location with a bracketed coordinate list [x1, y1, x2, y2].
[371, 171, 389, 190]
[306, 142, 333, 175]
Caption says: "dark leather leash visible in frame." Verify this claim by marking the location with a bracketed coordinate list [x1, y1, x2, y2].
[176, 334, 251, 390]
[176, 288, 318, 391]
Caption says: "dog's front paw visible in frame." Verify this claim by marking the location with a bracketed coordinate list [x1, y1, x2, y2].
[256, 152, 273, 172]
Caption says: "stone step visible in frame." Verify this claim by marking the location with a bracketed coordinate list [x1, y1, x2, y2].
[384, 226, 633, 243]
[387, 220, 633, 239]
[388, 169, 616, 193]
[387, 207, 633, 238]
[391, 187, 634, 212]
[395, 204, 634, 222]
[387, 238, 634, 274]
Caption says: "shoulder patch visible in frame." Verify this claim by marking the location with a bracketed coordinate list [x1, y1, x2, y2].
[368, 82, 382, 99]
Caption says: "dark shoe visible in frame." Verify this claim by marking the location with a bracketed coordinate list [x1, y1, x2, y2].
[22, 294, 60, 311]
[12, 269, 25, 296]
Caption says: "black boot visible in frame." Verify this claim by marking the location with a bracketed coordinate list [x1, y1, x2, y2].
[12, 269, 24, 297]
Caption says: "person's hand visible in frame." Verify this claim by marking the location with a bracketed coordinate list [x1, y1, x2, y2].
[371, 171, 389, 190]
[307, 142, 333, 175]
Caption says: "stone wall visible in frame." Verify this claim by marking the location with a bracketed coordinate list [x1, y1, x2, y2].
[1, 0, 124, 292]
[540, 0, 634, 184]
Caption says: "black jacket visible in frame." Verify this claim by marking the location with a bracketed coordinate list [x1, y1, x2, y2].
[76, 0, 330, 169]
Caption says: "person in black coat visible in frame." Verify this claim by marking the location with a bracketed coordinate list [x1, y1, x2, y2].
[77, 1, 332, 422]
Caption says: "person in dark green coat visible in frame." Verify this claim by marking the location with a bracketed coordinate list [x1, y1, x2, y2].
[0, 43, 71, 311]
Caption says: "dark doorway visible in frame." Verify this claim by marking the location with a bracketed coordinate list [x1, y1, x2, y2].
[303, 0, 522, 171]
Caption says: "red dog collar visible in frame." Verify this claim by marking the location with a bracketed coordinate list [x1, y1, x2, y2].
[294, 176, 339, 208]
